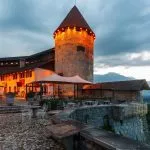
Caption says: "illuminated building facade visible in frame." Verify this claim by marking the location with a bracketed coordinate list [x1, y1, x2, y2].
[0, 49, 55, 97]
[0, 6, 95, 97]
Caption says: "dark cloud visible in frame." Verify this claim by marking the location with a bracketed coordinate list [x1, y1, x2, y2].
[0, 0, 39, 31]
[0, 0, 73, 33]
[94, 0, 150, 56]
[95, 52, 150, 68]
[0, 0, 150, 68]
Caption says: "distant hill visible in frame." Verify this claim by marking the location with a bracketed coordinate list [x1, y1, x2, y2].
[94, 72, 134, 83]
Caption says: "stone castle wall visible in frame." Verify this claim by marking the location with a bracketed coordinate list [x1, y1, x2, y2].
[54, 28, 94, 81]
[69, 104, 149, 142]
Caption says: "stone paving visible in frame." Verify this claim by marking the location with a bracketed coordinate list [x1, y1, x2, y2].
[0, 113, 65, 150]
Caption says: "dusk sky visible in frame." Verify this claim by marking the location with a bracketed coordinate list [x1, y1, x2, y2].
[0, 0, 150, 80]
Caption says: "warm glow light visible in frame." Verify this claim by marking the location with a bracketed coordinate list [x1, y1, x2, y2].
[54, 27, 96, 39]
[73, 27, 76, 33]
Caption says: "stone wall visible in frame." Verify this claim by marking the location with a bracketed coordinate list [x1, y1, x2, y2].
[113, 116, 148, 142]
[54, 28, 94, 82]
[69, 104, 149, 143]
[70, 106, 112, 127]
[70, 104, 148, 126]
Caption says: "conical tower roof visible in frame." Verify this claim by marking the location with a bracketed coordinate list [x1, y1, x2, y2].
[54, 6, 95, 35]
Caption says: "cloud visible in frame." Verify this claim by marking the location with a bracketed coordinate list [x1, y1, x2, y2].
[0, 0, 74, 32]
[92, 0, 150, 56]
[0, 29, 53, 57]
[95, 51, 150, 68]
[1, 0, 150, 57]
[0, 0, 72, 56]
[1, 0, 150, 79]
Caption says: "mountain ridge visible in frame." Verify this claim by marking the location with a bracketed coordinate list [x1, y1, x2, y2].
[94, 72, 135, 83]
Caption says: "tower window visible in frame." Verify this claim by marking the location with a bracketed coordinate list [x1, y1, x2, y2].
[77, 46, 85, 52]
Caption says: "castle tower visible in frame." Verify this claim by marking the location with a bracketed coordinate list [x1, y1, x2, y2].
[53, 6, 95, 81]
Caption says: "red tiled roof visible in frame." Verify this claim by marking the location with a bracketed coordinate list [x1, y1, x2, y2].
[54, 6, 94, 34]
